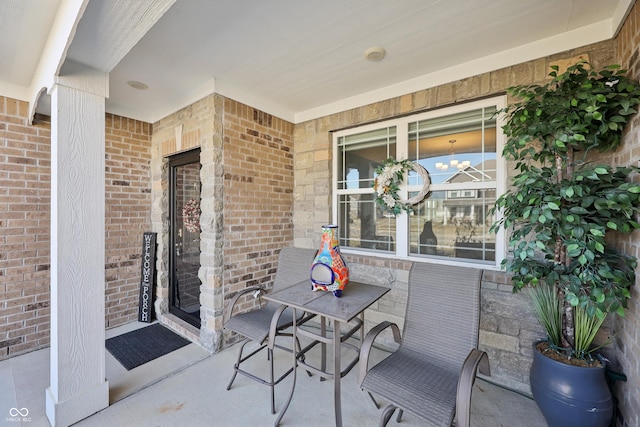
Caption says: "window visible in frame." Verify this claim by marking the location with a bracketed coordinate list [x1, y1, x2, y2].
[333, 97, 505, 266]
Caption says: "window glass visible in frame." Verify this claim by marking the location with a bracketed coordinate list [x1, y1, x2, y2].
[409, 189, 496, 262]
[336, 127, 396, 250]
[407, 107, 497, 185]
[407, 106, 497, 263]
[333, 99, 503, 266]
[338, 194, 395, 251]
[337, 127, 396, 190]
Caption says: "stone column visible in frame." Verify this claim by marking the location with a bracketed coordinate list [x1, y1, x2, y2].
[46, 63, 109, 427]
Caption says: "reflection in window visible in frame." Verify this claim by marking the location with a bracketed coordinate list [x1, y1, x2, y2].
[407, 106, 497, 185]
[333, 98, 503, 265]
[337, 194, 395, 251]
[410, 190, 496, 262]
[337, 127, 396, 190]
[408, 106, 497, 262]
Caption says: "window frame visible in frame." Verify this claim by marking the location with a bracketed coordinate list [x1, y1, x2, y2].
[332, 96, 506, 269]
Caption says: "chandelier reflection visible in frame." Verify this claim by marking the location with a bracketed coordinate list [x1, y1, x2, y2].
[435, 139, 471, 170]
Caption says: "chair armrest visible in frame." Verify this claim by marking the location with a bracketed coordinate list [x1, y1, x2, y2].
[266, 309, 316, 350]
[223, 285, 264, 324]
[267, 304, 289, 350]
[357, 321, 401, 388]
[455, 349, 490, 427]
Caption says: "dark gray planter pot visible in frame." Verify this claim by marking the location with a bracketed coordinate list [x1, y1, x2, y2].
[530, 341, 613, 427]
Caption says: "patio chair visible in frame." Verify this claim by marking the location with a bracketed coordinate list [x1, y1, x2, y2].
[224, 246, 316, 414]
[358, 262, 490, 427]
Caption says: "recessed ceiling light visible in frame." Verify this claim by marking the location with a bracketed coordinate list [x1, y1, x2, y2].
[127, 80, 149, 90]
[364, 47, 386, 62]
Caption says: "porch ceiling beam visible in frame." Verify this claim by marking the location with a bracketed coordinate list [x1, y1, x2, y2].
[28, 0, 176, 123]
[65, 0, 176, 72]
[27, 0, 88, 124]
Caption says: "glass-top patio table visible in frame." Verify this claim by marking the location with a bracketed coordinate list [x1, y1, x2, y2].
[263, 280, 390, 427]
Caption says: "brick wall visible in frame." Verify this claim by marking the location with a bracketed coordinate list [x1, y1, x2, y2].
[0, 98, 51, 359]
[292, 39, 624, 395]
[104, 114, 152, 328]
[614, 3, 640, 426]
[221, 99, 294, 344]
[0, 97, 152, 361]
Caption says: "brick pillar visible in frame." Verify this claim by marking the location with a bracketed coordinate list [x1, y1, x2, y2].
[46, 62, 109, 427]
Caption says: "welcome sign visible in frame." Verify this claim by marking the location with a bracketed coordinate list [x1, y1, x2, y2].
[138, 232, 157, 323]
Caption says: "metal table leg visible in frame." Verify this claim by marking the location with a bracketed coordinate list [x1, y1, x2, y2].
[274, 313, 362, 427]
[321, 316, 326, 379]
[333, 320, 342, 427]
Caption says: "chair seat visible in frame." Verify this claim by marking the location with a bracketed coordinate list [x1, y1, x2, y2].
[358, 263, 487, 427]
[223, 247, 318, 415]
[224, 302, 300, 344]
[361, 349, 458, 427]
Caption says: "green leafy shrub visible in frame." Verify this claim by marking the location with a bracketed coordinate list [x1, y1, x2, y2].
[491, 61, 640, 358]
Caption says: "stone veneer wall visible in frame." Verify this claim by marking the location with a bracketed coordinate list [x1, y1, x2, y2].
[613, 3, 640, 426]
[0, 98, 152, 360]
[151, 94, 220, 349]
[150, 94, 294, 352]
[292, 39, 627, 395]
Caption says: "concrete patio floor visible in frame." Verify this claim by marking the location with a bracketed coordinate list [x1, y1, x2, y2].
[1, 321, 545, 426]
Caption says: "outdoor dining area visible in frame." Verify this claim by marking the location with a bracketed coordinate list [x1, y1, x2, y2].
[2, 276, 544, 427]
[1, 246, 545, 426]
[225, 246, 491, 427]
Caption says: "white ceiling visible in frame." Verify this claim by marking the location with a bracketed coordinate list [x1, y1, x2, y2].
[0, 0, 635, 124]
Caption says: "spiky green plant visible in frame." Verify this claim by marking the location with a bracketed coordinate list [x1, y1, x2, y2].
[529, 283, 563, 348]
[573, 306, 607, 357]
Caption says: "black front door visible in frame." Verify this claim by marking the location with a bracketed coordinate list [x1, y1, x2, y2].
[169, 149, 201, 328]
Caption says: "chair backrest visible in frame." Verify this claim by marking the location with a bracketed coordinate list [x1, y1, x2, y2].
[271, 246, 317, 291]
[400, 262, 482, 373]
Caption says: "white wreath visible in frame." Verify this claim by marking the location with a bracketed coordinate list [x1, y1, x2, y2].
[182, 199, 201, 233]
[373, 158, 431, 216]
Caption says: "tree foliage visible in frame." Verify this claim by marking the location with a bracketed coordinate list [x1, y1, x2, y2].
[491, 61, 640, 356]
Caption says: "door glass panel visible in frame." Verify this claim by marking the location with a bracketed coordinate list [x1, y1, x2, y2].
[169, 150, 201, 328]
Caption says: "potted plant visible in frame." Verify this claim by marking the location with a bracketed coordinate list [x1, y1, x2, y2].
[491, 61, 640, 427]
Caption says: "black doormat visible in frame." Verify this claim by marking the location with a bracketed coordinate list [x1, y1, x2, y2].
[106, 323, 191, 370]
